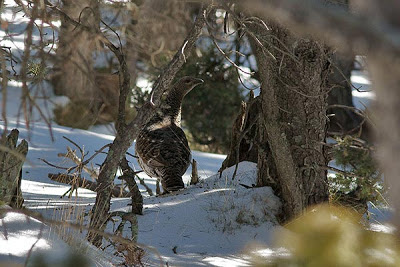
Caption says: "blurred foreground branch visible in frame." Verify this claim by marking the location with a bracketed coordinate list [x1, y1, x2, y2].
[227, 0, 400, 58]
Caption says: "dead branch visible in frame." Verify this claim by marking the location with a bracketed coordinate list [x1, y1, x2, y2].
[48, 173, 130, 198]
[0, 49, 8, 141]
[136, 175, 154, 196]
[40, 158, 70, 170]
[63, 136, 84, 157]
[17, 1, 54, 140]
[59, 147, 98, 180]
[47, 1, 211, 245]
[204, 13, 254, 76]
[190, 159, 199, 185]
[220, 91, 259, 177]
[147, 4, 211, 108]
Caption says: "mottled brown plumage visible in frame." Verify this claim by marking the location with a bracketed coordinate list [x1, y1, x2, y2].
[135, 77, 203, 193]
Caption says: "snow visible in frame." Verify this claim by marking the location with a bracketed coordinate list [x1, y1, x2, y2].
[134, 162, 281, 266]
[0, 109, 280, 266]
[0, 117, 281, 266]
[0, 208, 113, 267]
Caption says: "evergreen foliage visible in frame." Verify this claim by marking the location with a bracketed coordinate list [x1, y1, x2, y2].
[178, 46, 245, 153]
[329, 136, 385, 208]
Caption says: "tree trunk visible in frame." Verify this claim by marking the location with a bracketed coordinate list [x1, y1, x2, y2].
[219, 92, 259, 172]
[249, 22, 330, 222]
[52, 0, 100, 109]
[0, 129, 28, 208]
[134, 0, 191, 67]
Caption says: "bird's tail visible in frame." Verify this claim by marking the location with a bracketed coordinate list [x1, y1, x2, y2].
[161, 174, 184, 193]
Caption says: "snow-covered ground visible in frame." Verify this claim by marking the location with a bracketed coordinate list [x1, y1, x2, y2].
[0, 117, 281, 266]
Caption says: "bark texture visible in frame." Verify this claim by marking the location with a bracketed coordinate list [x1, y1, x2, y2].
[52, 0, 100, 119]
[220, 92, 259, 171]
[249, 22, 330, 221]
[119, 158, 143, 215]
[0, 129, 28, 208]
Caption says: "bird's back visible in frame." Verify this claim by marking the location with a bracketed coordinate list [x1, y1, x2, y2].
[135, 76, 202, 192]
[136, 122, 191, 192]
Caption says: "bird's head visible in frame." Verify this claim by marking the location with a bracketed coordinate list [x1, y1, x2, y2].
[175, 76, 204, 95]
[159, 76, 203, 123]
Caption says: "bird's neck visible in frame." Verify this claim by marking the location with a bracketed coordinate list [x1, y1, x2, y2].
[147, 88, 185, 127]
[162, 88, 186, 125]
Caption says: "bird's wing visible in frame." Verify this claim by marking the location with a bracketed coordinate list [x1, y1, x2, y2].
[136, 125, 191, 172]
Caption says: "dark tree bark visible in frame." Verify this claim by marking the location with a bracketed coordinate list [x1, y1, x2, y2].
[119, 158, 143, 215]
[219, 91, 259, 172]
[0, 129, 28, 208]
[248, 21, 330, 222]
[226, 0, 400, 237]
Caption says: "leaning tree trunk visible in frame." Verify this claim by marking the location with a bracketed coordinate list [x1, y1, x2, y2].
[249, 22, 330, 222]
[0, 129, 28, 208]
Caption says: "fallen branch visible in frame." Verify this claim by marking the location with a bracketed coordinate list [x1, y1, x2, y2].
[48, 173, 130, 198]
[58, 147, 98, 180]
[0, 207, 162, 265]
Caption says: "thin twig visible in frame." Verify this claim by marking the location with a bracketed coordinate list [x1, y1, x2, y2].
[63, 136, 83, 156]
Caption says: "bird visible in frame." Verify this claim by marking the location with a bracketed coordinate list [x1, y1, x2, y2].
[135, 76, 203, 193]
